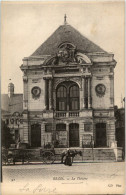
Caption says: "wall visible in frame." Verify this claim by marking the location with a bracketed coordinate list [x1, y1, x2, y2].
[92, 66, 113, 109]
[27, 71, 45, 111]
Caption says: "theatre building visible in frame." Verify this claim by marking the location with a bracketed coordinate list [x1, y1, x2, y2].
[20, 19, 119, 157]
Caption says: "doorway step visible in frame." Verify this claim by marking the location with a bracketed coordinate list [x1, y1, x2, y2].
[54, 147, 123, 162]
[13, 147, 123, 163]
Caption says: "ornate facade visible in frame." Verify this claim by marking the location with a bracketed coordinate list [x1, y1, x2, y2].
[20, 21, 117, 149]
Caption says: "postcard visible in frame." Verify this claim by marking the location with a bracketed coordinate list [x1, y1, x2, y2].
[1, 1, 125, 194]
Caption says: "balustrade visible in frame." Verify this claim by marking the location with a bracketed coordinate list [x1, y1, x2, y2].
[55, 111, 79, 118]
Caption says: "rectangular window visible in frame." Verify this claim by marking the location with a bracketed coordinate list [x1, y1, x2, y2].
[84, 123, 92, 132]
[45, 123, 52, 132]
[56, 124, 66, 131]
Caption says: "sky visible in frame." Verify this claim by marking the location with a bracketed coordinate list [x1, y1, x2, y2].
[1, 1, 125, 107]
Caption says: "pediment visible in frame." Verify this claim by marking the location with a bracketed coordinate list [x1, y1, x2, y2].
[44, 44, 92, 66]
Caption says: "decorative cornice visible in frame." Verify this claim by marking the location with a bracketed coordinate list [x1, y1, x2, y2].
[43, 76, 53, 80]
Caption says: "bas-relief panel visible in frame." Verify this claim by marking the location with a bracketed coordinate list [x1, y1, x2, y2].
[92, 67, 110, 74]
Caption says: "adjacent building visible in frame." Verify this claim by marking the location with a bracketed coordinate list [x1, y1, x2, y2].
[115, 106, 125, 156]
[1, 83, 23, 144]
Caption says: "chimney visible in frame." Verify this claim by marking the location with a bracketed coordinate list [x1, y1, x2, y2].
[8, 83, 14, 98]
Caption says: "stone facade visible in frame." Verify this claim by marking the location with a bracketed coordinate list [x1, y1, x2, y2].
[20, 23, 117, 149]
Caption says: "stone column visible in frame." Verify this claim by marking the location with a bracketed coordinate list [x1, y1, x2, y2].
[88, 77, 91, 108]
[43, 78, 48, 110]
[23, 76, 28, 110]
[109, 75, 114, 106]
[49, 78, 53, 110]
[80, 77, 83, 109]
[82, 77, 86, 108]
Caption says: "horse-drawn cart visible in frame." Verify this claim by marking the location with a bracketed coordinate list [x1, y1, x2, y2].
[2, 147, 82, 165]
[2, 148, 31, 165]
[2, 148, 58, 165]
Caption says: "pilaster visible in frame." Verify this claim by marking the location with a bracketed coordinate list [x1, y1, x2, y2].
[23, 76, 28, 110]
[109, 75, 114, 106]
[43, 78, 49, 110]
[49, 78, 53, 110]
[82, 76, 86, 108]
[88, 77, 91, 108]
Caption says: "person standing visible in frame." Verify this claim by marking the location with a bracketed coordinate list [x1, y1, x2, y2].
[64, 149, 72, 166]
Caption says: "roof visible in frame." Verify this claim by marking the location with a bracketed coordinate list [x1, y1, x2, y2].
[31, 24, 107, 56]
[1, 94, 23, 115]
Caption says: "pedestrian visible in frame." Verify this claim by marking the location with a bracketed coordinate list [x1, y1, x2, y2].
[64, 149, 72, 166]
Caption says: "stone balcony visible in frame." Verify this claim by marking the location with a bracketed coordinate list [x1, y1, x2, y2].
[54, 110, 92, 118]
[55, 111, 79, 118]
[42, 109, 93, 119]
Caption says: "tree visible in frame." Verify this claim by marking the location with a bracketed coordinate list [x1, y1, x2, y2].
[1, 120, 14, 148]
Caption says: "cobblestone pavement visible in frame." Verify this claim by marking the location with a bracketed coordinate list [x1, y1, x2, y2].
[2, 162, 125, 194]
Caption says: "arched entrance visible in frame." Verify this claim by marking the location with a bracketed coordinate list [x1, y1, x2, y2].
[31, 124, 41, 147]
[95, 123, 106, 147]
[69, 123, 79, 147]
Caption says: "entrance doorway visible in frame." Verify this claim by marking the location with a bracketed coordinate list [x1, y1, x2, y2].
[69, 123, 79, 147]
[31, 124, 41, 147]
[95, 123, 106, 147]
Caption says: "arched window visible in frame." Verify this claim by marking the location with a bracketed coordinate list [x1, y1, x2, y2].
[56, 82, 80, 111]
[56, 86, 67, 111]
[69, 85, 79, 110]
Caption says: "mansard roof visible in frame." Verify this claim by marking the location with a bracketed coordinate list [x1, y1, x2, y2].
[31, 24, 107, 56]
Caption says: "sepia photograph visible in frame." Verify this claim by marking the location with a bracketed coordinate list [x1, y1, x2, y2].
[1, 1, 125, 194]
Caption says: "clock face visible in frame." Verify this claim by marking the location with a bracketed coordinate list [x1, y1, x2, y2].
[31, 86, 41, 99]
[95, 84, 106, 96]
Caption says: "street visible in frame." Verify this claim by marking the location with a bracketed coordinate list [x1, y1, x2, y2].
[1, 162, 125, 194]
